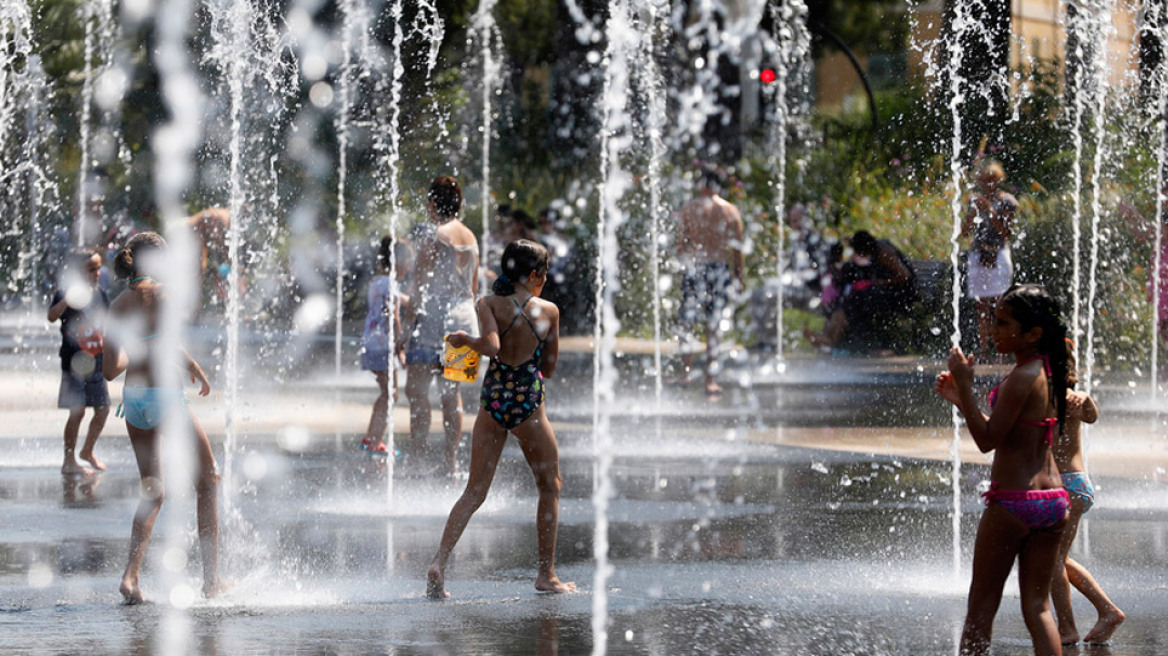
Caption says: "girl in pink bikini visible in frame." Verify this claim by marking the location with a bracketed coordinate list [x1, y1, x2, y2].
[936, 283, 1069, 656]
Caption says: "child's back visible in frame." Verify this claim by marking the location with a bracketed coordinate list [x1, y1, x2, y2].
[1053, 389, 1098, 475]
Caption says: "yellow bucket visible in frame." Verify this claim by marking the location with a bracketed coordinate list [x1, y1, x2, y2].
[442, 339, 480, 383]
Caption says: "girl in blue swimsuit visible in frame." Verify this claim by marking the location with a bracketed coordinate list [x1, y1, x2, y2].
[427, 239, 575, 599]
[1049, 342, 1124, 644]
[101, 232, 224, 604]
[936, 284, 1069, 656]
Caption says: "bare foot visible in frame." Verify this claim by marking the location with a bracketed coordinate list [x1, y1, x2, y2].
[79, 452, 106, 471]
[203, 579, 233, 599]
[704, 381, 723, 397]
[62, 460, 93, 476]
[534, 575, 576, 594]
[1083, 608, 1125, 644]
[1060, 633, 1079, 646]
[120, 577, 145, 605]
[426, 565, 450, 599]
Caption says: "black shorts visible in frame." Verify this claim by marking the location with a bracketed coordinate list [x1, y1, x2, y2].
[679, 262, 732, 332]
[58, 370, 110, 409]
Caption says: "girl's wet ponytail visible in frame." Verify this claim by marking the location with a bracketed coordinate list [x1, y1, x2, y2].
[1000, 284, 1069, 434]
[492, 239, 549, 296]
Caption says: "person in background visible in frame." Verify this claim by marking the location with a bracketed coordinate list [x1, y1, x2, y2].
[1049, 341, 1125, 645]
[358, 235, 405, 456]
[674, 165, 744, 396]
[805, 230, 915, 351]
[964, 161, 1018, 358]
[101, 232, 225, 604]
[402, 176, 480, 476]
[48, 248, 110, 474]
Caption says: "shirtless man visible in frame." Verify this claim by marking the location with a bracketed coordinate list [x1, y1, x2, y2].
[401, 176, 480, 475]
[186, 207, 230, 277]
[675, 168, 744, 396]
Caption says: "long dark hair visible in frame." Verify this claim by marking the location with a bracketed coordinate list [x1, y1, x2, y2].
[113, 232, 167, 280]
[377, 235, 394, 270]
[492, 239, 549, 296]
[999, 284, 1069, 434]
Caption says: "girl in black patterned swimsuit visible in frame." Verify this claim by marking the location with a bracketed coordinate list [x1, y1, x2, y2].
[426, 239, 575, 599]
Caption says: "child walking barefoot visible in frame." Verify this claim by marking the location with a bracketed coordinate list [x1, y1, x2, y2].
[48, 248, 111, 474]
[1050, 341, 1125, 644]
[101, 232, 226, 603]
[358, 236, 404, 455]
[427, 239, 575, 598]
[935, 284, 1069, 656]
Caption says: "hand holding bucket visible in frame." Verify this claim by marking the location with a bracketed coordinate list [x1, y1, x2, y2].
[443, 333, 480, 383]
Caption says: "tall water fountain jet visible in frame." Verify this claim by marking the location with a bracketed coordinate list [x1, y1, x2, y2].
[1081, 1, 1117, 408]
[468, 0, 503, 266]
[1, 1, 55, 311]
[205, 0, 295, 510]
[151, 0, 206, 638]
[333, 0, 358, 390]
[632, 0, 670, 400]
[1146, 0, 1168, 397]
[75, 0, 115, 247]
[767, 0, 811, 366]
[592, 1, 637, 652]
[942, 0, 975, 577]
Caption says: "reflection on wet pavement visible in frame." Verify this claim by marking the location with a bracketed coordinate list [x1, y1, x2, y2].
[3, 408, 1167, 655]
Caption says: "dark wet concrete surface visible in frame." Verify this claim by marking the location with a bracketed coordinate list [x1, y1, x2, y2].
[3, 417, 1167, 655]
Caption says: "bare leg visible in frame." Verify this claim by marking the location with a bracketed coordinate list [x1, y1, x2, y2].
[1017, 519, 1066, 656]
[405, 364, 434, 464]
[704, 318, 722, 396]
[960, 505, 1026, 656]
[427, 410, 508, 599]
[513, 407, 575, 594]
[61, 407, 92, 475]
[121, 423, 163, 604]
[78, 406, 109, 471]
[364, 370, 391, 447]
[1068, 556, 1125, 643]
[1052, 502, 1083, 643]
[439, 377, 463, 475]
[189, 412, 225, 598]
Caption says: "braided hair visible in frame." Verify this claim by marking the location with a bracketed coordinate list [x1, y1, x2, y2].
[492, 239, 549, 296]
[999, 284, 1069, 435]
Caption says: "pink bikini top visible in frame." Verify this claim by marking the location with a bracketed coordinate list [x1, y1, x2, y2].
[987, 355, 1058, 447]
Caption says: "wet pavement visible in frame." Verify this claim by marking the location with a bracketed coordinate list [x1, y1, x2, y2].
[2, 341, 1167, 654]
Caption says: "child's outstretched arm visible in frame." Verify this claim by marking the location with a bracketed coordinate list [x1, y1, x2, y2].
[447, 297, 499, 357]
[1080, 393, 1099, 424]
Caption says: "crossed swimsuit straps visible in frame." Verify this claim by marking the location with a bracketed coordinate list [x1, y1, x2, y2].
[982, 355, 1070, 529]
[480, 297, 546, 430]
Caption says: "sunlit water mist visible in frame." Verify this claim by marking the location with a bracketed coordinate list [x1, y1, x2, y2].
[767, 0, 811, 366]
[940, 0, 974, 578]
[1, 0, 55, 310]
[469, 0, 503, 267]
[75, 0, 114, 247]
[151, 0, 206, 638]
[592, 1, 640, 651]
[1147, 3, 1168, 398]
